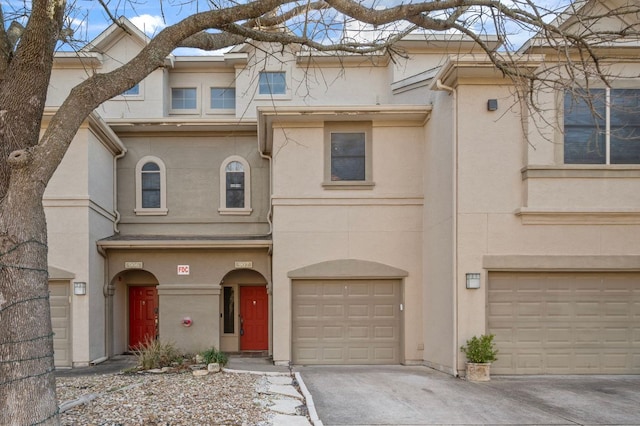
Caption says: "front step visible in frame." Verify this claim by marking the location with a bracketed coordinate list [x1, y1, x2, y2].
[227, 351, 270, 358]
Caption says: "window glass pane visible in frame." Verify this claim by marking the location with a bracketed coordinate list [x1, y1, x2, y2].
[564, 89, 606, 164]
[171, 88, 197, 109]
[223, 287, 235, 334]
[123, 84, 140, 96]
[142, 162, 160, 172]
[226, 161, 244, 172]
[259, 72, 286, 95]
[610, 89, 640, 164]
[211, 88, 236, 109]
[226, 172, 245, 208]
[331, 132, 366, 181]
[141, 163, 160, 208]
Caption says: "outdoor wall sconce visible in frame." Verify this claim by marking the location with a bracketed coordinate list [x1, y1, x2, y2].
[466, 273, 481, 289]
[182, 317, 193, 327]
[73, 282, 87, 295]
[487, 99, 498, 111]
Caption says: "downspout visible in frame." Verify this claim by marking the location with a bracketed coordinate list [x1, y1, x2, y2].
[436, 79, 459, 377]
[96, 244, 111, 365]
[95, 146, 126, 364]
[113, 148, 128, 233]
[257, 120, 274, 356]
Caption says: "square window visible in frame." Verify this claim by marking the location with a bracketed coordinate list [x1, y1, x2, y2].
[123, 84, 140, 96]
[211, 88, 236, 109]
[564, 88, 640, 164]
[171, 87, 197, 110]
[259, 72, 286, 95]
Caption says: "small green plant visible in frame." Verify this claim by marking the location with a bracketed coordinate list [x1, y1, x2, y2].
[460, 334, 498, 363]
[200, 346, 229, 366]
[132, 337, 183, 370]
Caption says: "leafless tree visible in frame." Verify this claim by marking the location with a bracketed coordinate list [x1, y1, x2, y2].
[0, 0, 638, 423]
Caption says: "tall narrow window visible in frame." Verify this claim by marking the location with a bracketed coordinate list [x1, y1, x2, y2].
[141, 162, 161, 208]
[223, 287, 235, 334]
[226, 161, 245, 208]
[219, 156, 252, 215]
[135, 156, 168, 215]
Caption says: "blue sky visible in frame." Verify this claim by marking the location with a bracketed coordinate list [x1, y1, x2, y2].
[4, 0, 574, 53]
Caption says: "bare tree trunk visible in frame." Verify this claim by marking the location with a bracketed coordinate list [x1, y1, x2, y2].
[0, 150, 58, 424]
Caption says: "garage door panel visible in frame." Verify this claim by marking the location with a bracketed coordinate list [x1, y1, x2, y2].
[348, 304, 369, 318]
[489, 272, 639, 374]
[292, 279, 401, 364]
[50, 282, 71, 368]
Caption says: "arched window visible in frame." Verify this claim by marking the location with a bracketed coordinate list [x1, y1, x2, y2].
[219, 156, 251, 215]
[226, 161, 245, 208]
[135, 156, 168, 215]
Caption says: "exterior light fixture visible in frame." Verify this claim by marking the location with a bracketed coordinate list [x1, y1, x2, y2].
[487, 99, 498, 111]
[74, 282, 87, 295]
[466, 273, 481, 289]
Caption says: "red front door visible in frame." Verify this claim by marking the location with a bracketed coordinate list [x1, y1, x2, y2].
[129, 286, 158, 349]
[240, 286, 268, 350]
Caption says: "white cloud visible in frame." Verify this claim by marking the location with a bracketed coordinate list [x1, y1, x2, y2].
[130, 15, 166, 36]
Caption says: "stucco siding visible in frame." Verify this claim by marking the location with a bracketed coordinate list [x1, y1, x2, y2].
[423, 89, 456, 372]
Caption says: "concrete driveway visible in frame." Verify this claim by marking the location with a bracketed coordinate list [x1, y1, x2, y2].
[298, 365, 640, 425]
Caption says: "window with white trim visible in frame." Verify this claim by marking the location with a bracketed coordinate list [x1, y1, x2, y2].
[135, 156, 168, 215]
[171, 87, 198, 112]
[210, 87, 236, 110]
[123, 84, 140, 96]
[258, 72, 286, 95]
[564, 88, 640, 164]
[219, 156, 252, 215]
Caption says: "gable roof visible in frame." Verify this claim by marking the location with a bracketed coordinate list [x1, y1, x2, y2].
[82, 16, 151, 53]
[520, 0, 640, 53]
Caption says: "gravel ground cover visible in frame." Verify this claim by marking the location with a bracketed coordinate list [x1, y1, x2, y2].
[56, 371, 273, 425]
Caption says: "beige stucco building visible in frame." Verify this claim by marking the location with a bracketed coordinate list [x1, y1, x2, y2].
[46, 1, 640, 376]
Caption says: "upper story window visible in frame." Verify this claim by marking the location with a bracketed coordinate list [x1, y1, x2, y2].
[219, 156, 252, 215]
[122, 84, 140, 96]
[259, 72, 286, 95]
[210, 87, 236, 110]
[564, 88, 640, 164]
[323, 122, 374, 189]
[331, 133, 366, 181]
[135, 156, 168, 215]
[226, 161, 245, 208]
[171, 87, 197, 111]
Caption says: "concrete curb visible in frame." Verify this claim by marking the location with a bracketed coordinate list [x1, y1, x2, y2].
[295, 372, 323, 426]
[222, 367, 289, 376]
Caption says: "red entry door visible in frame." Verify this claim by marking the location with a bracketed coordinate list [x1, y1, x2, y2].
[129, 286, 158, 349]
[240, 286, 268, 350]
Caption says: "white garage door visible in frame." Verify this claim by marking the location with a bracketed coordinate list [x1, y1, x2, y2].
[50, 282, 71, 368]
[488, 272, 640, 374]
[292, 279, 402, 364]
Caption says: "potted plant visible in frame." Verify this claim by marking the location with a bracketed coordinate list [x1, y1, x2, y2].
[460, 334, 498, 382]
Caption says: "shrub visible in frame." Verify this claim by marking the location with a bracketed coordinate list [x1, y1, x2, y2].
[460, 334, 498, 363]
[200, 347, 229, 366]
[132, 338, 182, 370]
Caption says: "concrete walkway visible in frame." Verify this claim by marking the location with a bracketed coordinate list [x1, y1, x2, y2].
[297, 365, 640, 425]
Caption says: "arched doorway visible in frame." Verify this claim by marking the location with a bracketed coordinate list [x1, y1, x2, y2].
[114, 269, 159, 350]
[220, 269, 269, 353]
